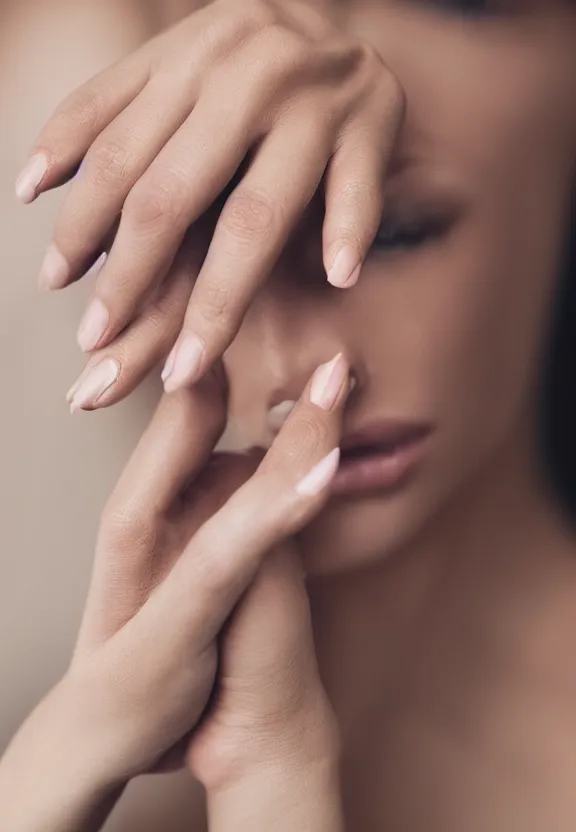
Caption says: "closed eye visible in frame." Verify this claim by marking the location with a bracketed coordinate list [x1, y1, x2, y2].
[426, 0, 490, 14]
[371, 213, 451, 253]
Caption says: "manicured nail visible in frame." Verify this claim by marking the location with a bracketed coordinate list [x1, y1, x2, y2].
[77, 298, 110, 352]
[38, 243, 69, 290]
[327, 245, 362, 289]
[161, 345, 177, 383]
[296, 448, 341, 497]
[163, 333, 205, 393]
[15, 153, 48, 204]
[68, 359, 120, 414]
[310, 353, 348, 411]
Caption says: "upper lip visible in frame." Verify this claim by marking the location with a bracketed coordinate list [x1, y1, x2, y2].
[341, 420, 433, 454]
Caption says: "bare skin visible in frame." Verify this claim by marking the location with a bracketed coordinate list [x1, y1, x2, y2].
[0, 356, 349, 831]
[19, 0, 403, 405]
[8, 0, 576, 830]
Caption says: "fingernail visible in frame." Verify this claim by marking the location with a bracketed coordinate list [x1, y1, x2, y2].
[310, 353, 348, 411]
[15, 153, 48, 204]
[38, 243, 69, 290]
[68, 359, 120, 414]
[163, 334, 205, 393]
[77, 298, 110, 353]
[161, 345, 177, 383]
[296, 448, 341, 497]
[327, 245, 362, 289]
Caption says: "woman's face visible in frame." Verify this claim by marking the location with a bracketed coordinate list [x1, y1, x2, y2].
[223, 0, 576, 575]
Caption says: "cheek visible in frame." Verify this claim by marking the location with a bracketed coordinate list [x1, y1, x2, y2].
[357, 215, 561, 444]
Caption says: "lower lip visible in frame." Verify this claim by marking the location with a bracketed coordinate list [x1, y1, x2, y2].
[331, 435, 430, 497]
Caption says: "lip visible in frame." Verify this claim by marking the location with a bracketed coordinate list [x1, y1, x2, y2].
[332, 420, 434, 497]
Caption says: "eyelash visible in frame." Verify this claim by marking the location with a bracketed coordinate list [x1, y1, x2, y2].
[371, 215, 448, 253]
[430, 0, 490, 15]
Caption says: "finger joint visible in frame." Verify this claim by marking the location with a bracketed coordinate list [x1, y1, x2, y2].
[221, 188, 276, 244]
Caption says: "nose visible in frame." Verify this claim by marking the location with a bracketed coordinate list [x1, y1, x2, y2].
[225, 205, 363, 445]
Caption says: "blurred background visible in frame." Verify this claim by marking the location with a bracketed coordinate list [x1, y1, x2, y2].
[0, 1, 207, 827]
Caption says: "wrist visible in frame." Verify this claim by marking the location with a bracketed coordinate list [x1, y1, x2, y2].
[47, 673, 126, 792]
[198, 699, 341, 793]
[207, 752, 344, 832]
[0, 677, 124, 831]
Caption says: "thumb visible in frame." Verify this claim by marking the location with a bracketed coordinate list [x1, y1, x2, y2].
[217, 542, 324, 725]
[188, 543, 338, 788]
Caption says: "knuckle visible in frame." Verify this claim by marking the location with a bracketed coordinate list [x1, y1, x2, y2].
[136, 307, 170, 341]
[85, 137, 137, 188]
[357, 38, 383, 70]
[338, 177, 379, 206]
[126, 306, 182, 354]
[350, 41, 404, 115]
[54, 88, 105, 133]
[376, 67, 405, 119]
[148, 290, 187, 332]
[196, 280, 232, 326]
[221, 188, 275, 242]
[266, 23, 308, 62]
[125, 170, 187, 229]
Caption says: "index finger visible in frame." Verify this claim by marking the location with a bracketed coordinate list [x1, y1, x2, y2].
[80, 369, 227, 646]
[144, 352, 350, 650]
[15, 48, 153, 203]
[161, 117, 331, 393]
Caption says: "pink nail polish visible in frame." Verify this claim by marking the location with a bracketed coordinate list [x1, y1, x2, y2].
[163, 334, 205, 393]
[38, 244, 69, 291]
[309, 353, 348, 411]
[15, 153, 48, 204]
[296, 448, 341, 497]
[327, 246, 361, 289]
[77, 298, 110, 353]
[69, 359, 120, 413]
[161, 345, 177, 383]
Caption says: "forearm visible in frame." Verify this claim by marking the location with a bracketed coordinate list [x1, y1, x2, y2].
[207, 756, 345, 832]
[0, 680, 125, 832]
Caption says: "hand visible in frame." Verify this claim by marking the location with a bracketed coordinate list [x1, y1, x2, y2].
[0, 353, 349, 831]
[70, 352, 348, 784]
[190, 545, 346, 831]
[187, 542, 339, 788]
[18, 0, 402, 409]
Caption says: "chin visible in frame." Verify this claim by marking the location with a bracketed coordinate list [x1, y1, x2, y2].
[297, 490, 426, 576]
[298, 453, 467, 577]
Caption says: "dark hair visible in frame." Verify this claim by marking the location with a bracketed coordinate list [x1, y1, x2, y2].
[541, 199, 576, 514]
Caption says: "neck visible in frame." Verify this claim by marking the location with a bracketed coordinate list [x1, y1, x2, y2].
[309, 422, 576, 814]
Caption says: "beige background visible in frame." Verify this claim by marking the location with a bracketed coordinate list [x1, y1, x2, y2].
[0, 1, 205, 827]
